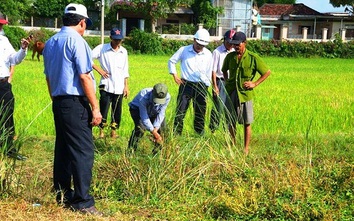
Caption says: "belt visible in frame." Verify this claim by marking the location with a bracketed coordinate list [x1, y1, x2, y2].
[53, 95, 86, 101]
[216, 77, 224, 81]
[0, 77, 9, 82]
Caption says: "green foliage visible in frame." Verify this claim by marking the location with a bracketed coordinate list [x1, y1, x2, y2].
[125, 28, 164, 54]
[2, 26, 27, 49]
[191, 0, 223, 29]
[330, 0, 354, 8]
[84, 35, 107, 49]
[161, 38, 192, 55]
[246, 39, 354, 58]
[32, 0, 84, 18]
[111, 0, 193, 31]
[28, 27, 56, 43]
[0, 0, 32, 25]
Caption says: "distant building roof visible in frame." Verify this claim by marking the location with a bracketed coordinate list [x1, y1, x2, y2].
[259, 3, 323, 16]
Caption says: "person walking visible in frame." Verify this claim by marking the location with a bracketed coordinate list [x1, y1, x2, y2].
[0, 12, 29, 161]
[222, 31, 271, 155]
[127, 83, 170, 153]
[168, 28, 213, 135]
[43, 3, 103, 215]
[92, 28, 129, 139]
[209, 29, 236, 132]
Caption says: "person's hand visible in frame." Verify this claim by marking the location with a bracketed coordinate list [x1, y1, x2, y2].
[152, 129, 163, 144]
[173, 74, 182, 85]
[123, 87, 129, 98]
[243, 81, 256, 90]
[155, 136, 163, 144]
[212, 86, 219, 96]
[20, 38, 30, 50]
[100, 71, 109, 79]
[91, 108, 102, 126]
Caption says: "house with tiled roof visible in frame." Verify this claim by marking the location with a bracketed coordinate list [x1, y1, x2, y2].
[257, 3, 354, 41]
[110, 0, 253, 37]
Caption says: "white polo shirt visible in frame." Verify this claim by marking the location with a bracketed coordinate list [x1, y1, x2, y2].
[168, 44, 212, 86]
[92, 43, 129, 94]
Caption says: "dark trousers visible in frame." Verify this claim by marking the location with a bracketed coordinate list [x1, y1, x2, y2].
[128, 108, 164, 150]
[209, 78, 227, 131]
[173, 80, 208, 135]
[52, 96, 95, 210]
[0, 81, 16, 153]
[99, 90, 123, 130]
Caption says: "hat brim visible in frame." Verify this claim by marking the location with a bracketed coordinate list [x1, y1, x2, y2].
[230, 40, 243, 45]
[86, 18, 92, 27]
[0, 19, 8, 25]
[225, 38, 233, 43]
[153, 97, 166, 104]
[111, 35, 123, 40]
[196, 39, 209, 46]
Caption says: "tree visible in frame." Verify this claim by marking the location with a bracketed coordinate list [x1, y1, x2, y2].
[254, 0, 295, 7]
[191, 0, 223, 29]
[330, 0, 354, 14]
[32, 0, 84, 18]
[111, 0, 193, 33]
[0, 0, 33, 24]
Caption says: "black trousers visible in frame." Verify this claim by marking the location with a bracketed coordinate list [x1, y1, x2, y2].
[209, 78, 227, 131]
[128, 108, 164, 150]
[52, 96, 95, 210]
[99, 90, 123, 130]
[173, 80, 208, 135]
[0, 80, 16, 153]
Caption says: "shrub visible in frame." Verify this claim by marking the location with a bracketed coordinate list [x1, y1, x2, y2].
[6, 26, 354, 58]
[3, 26, 27, 49]
[27, 27, 56, 43]
[125, 29, 163, 55]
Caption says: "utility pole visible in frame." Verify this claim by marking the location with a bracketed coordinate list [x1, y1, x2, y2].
[101, 0, 105, 44]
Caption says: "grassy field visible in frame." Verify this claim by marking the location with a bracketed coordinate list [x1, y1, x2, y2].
[0, 54, 353, 220]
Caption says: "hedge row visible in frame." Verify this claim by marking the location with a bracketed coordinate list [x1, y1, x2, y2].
[4, 26, 354, 58]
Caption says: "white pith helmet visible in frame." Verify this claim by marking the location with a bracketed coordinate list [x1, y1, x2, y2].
[194, 28, 210, 46]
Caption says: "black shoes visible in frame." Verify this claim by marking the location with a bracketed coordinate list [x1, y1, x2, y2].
[7, 152, 27, 161]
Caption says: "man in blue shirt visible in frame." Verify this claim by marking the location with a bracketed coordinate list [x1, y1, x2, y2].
[128, 83, 170, 153]
[43, 3, 103, 216]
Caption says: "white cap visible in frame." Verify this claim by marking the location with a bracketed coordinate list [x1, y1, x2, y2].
[194, 29, 210, 46]
[64, 3, 92, 26]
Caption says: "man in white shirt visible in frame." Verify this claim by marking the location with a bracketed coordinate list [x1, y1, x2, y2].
[92, 28, 129, 138]
[0, 12, 29, 161]
[168, 28, 213, 135]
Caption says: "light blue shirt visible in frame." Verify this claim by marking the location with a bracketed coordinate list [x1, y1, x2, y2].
[129, 88, 171, 132]
[43, 26, 94, 96]
[168, 44, 213, 86]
